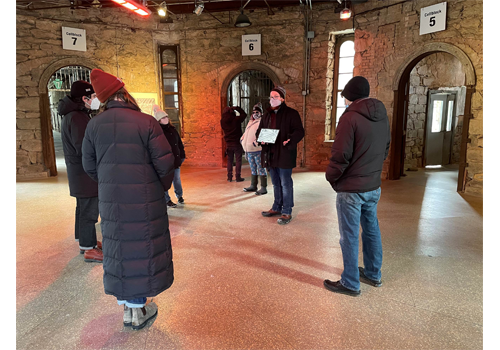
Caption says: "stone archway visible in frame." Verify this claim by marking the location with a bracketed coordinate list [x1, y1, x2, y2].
[38, 58, 99, 176]
[389, 43, 476, 192]
[218, 62, 283, 167]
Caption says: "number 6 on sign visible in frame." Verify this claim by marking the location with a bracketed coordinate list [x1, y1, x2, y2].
[242, 34, 261, 56]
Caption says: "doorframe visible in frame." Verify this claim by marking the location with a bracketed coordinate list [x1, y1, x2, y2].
[38, 58, 99, 176]
[219, 62, 281, 168]
[389, 43, 476, 192]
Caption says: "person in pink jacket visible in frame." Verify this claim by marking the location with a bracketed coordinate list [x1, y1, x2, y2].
[240, 102, 267, 195]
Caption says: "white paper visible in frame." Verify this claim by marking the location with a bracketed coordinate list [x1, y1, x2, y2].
[257, 129, 280, 144]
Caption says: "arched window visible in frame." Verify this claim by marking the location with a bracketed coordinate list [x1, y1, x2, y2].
[332, 36, 355, 131]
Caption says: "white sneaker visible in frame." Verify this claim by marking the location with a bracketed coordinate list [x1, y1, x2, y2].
[131, 302, 158, 330]
[123, 305, 132, 327]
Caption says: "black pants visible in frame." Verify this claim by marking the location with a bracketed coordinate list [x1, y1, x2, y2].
[226, 145, 243, 179]
[75, 197, 99, 249]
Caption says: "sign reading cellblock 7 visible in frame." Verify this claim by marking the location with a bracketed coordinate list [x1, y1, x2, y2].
[420, 2, 447, 35]
[62, 27, 87, 52]
[242, 34, 261, 56]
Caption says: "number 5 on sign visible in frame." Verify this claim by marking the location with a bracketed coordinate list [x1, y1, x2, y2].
[242, 34, 261, 56]
[419, 2, 447, 35]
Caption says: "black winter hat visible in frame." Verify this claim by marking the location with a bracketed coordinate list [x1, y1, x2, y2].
[341, 76, 370, 102]
[70, 80, 94, 98]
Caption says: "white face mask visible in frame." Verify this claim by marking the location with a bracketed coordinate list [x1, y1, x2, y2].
[90, 97, 101, 110]
[270, 99, 282, 108]
[252, 112, 262, 119]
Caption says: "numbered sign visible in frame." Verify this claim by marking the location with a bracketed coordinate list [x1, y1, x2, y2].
[420, 2, 447, 35]
[62, 26, 87, 52]
[242, 34, 261, 56]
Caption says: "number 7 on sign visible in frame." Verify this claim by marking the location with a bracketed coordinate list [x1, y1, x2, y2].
[72, 37, 78, 45]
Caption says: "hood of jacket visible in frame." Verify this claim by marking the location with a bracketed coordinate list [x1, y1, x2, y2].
[57, 95, 86, 116]
[345, 97, 387, 122]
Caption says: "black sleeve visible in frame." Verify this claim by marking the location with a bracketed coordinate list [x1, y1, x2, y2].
[286, 109, 305, 148]
[148, 118, 176, 191]
[70, 112, 90, 157]
[233, 106, 247, 123]
[82, 121, 98, 182]
[325, 115, 354, 186]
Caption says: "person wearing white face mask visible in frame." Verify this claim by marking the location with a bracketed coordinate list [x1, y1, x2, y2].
[240, 102, 267, 195]
[57, 80, 102, 262]
[256, 86, 304, 225]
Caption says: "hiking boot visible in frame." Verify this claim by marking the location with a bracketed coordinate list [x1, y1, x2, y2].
[358, 267, 382, 287]
[177, 197, 184, 204]
[80, 241, 101, 254]
[255, 175, 267, 195]
[323, 279, 360, 297]
[243, 175, 258, 192]
[277, 214, 292, 225]
[167, 200, 177, 208]
[227, 174, 232, 182]
[83, 247, 103, 263]
[261, 209, 281, 217]
[235, 176, 245, 182]
[123, 305, 132, 327]
[131, 302, 158, 330]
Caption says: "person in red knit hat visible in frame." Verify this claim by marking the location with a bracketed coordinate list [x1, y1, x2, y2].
[82, 68, 176, 330]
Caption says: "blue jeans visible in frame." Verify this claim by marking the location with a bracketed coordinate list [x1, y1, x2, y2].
[117, 297, 147, 308]
[268, 167, 294, 215]
[165, 159, 184, 202]
[336, 188, 383, 291]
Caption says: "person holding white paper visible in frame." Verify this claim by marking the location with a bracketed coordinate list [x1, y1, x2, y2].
[256, 86, 304, 225]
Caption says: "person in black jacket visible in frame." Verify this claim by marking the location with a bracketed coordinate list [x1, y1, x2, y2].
[57, 80, 103, 263]
[256, 86, 304, 225]
[82, 69, 176, 330]
[221, 106, 247, 182]
[153, 105, 186, 208]
[323, 76, 391, 297]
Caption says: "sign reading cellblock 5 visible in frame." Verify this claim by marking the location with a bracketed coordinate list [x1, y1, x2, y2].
[242, 34, 261, 56]
[62, 27, 87, 52]
[420, 2, 447, 35]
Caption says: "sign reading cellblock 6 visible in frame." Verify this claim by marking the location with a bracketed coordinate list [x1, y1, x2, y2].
[62, 27, 87, 52]
[242, 34, 261, 56]
[420, 2, 447, 35]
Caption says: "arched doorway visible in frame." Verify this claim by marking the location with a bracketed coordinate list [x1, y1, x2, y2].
[219, 63, 281, 167]
[38, 58, 98, 176]
[389, 43, 476, 192]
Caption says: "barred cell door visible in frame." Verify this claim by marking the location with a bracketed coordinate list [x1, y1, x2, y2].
[47, 66, 92, 133]
[227, 70, 274, 133]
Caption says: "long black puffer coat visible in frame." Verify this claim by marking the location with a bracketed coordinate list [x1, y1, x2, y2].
[82, 100, 175, 300]
[57, 96, 98, 198]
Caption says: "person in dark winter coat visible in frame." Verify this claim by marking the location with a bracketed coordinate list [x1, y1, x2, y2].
[256, 86, 304, 225]
[58, 80, 103, 263]
[153, 105, 186, 208]
[323, 76, 391, 297]
[221, 106, 247, 182]
[82, 69, 176, 330]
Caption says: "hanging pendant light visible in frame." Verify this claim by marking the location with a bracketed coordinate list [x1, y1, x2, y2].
[235, 9, 251, 27]
[340, 1, 352, 20]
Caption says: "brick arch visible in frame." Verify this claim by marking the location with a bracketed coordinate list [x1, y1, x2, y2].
[218, 62, 284, 167]
[389, 42, 476, 192]
[38, 58, 100, 176]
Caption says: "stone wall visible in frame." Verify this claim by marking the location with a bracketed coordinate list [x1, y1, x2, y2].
[404, 52, 466, 169]
[16, 0, 483, 195]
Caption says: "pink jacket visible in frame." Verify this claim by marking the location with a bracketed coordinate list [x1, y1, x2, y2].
[240, 118, 262, 153]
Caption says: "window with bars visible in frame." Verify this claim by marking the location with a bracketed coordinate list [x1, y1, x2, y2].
[159, 45, 182, 133]
[331, 35, 355, 134]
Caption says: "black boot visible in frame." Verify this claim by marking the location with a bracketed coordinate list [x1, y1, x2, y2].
[255, 175, 268, 195]
[243, 175, 258, 192]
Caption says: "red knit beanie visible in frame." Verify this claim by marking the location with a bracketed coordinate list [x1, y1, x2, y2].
[90, 69, 125, 102]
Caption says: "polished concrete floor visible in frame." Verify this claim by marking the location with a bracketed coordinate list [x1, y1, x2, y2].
[16, 133, 483, 350]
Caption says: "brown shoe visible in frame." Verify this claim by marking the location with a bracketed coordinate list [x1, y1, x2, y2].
[83, 247, 103, 263]
[277, 214, 292, 225]
[80, 241, 102, 254]
[261, 209, 282, 217]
